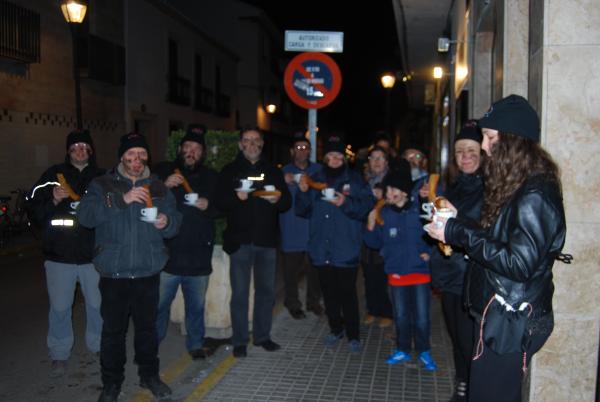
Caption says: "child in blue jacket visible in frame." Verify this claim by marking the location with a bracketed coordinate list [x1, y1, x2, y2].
[364, 164, 438, 371]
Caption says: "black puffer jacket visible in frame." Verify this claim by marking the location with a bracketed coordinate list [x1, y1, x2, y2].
[153, 159, 218, 276]
[430, 172, 483, 295]
[445, 174, 566, 335]
[29, 160, 105, 264]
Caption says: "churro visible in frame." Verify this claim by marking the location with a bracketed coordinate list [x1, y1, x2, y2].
[174, 169, 193, 193]
[56, 173, 81, 201]
[142, 184, 153, 208]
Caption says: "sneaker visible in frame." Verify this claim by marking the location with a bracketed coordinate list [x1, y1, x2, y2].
[49, 360, 67, 378]
[363, 314, 376, 325]
[386, 350, 411, 365]
[418, 350, 438, 371]
[324, 331, 344, 348]
[378, 318, 393, 328]
[97, 384, 121, 402]
[233, 345, 247, 358]
[253, 339, 281, 351]
[139, 376, 172, 398]
[348, 339, 362, 353]
[189, 348, 210, 360]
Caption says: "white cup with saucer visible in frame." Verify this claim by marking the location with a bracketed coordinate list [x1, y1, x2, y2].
[69, 201, 80, 215]
[293, 173, 303, 183]
[239, 179, 253, 191]
[321, 188, 335, 200]
[140, 207, 158, 222]
[184, 192, 198, 205]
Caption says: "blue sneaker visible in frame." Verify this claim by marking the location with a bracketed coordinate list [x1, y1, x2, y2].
[348, 339, 362, 353]
[386, 350, 411, 365]
[418, 351, 438, 371]
[324, 331, 344, 348]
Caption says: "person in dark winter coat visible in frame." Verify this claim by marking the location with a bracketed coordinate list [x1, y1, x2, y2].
[429, 120, 484, 402]
[215, 126, 291, 359]
[296, 135, 374, 353]
[153, 124, 219, 360]
[29, 129, 105, 378]
[78, 133, 182, 402]
[364, 164, 437, 371]
[425, 95, 567, 402]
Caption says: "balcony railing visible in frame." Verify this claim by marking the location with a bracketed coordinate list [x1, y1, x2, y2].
[194, 86, 214, 112]
[166, 75, 191, 106]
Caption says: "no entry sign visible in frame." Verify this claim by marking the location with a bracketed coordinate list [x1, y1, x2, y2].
[284, 52, 342, 110]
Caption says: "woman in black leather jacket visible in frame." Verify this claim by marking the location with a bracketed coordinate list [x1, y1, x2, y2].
[426, 95, 566, 402]
[429, 121, 483, 402]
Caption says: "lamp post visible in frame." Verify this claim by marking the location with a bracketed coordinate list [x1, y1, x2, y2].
[380, 73, 396, 133]
[61, 0, 88, 130]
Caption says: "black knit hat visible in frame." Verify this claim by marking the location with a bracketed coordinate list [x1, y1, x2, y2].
[323, 135, 346, 155]
[66, 129, 93, 151]
[118, 132, 149, 158]
[383, 159, 413, 194]
[372, 130, 392, 145]
[292, 130, 309, 145]
[478, 94, 540, 141]
[181, 124, 207, 148]
[454, 120, 482, 143]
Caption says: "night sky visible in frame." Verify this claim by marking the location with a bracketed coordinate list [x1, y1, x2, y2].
[239, 1, 404, 148]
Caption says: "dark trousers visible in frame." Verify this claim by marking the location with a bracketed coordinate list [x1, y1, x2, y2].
[317, 265, 360, 341]
[469, 331, 549, 402]
[280, 251, 321, 311]
[441, 292, 474, 382]
[99, 274, 160, 387]
[361, 260, 392, 318]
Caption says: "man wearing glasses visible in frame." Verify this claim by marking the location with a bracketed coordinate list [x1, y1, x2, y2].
[279, 131, 323, 319]
[29, 130, 105, 378]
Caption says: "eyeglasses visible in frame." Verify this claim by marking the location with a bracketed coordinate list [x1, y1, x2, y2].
[69, 143, 91, 152]
[295, 144, 310, 150]
[406, 153, 423, 160]
[368, 156, 386, 161]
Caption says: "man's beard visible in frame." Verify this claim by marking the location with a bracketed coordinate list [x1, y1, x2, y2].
[178, 153, 201, 170]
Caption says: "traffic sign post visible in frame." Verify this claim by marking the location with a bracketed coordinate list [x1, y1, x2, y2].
[284, 52, 342, 161]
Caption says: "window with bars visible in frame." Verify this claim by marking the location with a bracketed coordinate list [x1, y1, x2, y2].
[0, 0, 40, 63]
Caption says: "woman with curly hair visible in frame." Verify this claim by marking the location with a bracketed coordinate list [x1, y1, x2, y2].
[425, 95, 567, 402]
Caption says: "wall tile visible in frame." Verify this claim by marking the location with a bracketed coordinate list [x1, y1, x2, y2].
[547, 0, 600, 45]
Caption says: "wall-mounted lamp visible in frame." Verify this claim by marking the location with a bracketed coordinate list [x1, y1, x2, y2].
[433, 67, 444, 79]
[380, 73, 396, 89]
[438, 37, 462, 53]
[61, 0, 87, 23]
[265, 104, 277, 114]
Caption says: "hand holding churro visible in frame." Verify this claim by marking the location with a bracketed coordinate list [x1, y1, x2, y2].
[56, 173, 81, 201]
[174, 169, 194, 193]
[374, 198, 386, 225]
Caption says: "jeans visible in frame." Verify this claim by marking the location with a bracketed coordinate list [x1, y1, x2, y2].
[156, 272, 209, 351]
[229, 245, 276, 346]
[99, 274, 160, 387]
[280, 251, 321, 311]
[317, 265, 360, 341]
[389, 283, 431, 352]
[45, 260, 102, 360]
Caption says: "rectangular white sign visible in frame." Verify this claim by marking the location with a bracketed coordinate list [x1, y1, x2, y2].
[285, 30, 344, 53]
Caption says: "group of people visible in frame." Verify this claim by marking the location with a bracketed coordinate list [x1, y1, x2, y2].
[29, 94, 566, 402]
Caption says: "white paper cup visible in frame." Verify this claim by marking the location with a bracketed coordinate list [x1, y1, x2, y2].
[321, 188, 335, 199]
[240, 179, 252, 190]
[293, 173, 303, 183]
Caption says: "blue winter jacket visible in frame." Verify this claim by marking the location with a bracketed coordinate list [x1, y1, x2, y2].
[279, 161, 322, 252]
[363, 205, 430, 275]
[78, 165, 182, 278]
[295, 166, 374, 267]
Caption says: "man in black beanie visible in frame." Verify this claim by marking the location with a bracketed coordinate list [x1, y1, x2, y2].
[153, 124, 219, 360]
[29, 129, 105, 378]
[78, 132, 182, 402]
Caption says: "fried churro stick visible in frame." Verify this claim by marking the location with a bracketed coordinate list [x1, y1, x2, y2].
[251, 190, 282, 198]
[428, 173, 440, 202]
[56, 173, 81, 201]
[427, 174, 452, 256]
[374, 198, 386, 225]
[174, 169, 193, 193]
[142, 184, 153, 208]
[304, 176, 327, 190]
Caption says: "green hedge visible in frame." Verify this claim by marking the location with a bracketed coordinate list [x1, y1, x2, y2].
[167, 129, 240, 245]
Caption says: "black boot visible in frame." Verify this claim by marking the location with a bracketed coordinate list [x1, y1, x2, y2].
[97, 384, 121, 402]
[140, 376, 172, 398]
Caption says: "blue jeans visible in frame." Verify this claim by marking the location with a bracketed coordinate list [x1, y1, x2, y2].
[229, 245, 276, 346]
[389, 283, 431, 352]
[45, 260, 102, 360]
[156, 272, 209, 351]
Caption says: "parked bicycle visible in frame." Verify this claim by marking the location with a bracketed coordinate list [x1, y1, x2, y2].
[0, 188, 38, 248]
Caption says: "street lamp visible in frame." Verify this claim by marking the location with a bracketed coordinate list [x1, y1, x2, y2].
[380, 73, 396, 133]
[61, 0, 88, 129]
